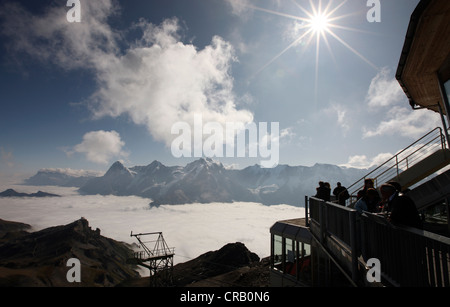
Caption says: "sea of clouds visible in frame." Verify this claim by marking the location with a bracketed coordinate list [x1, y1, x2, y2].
[0, 181, 304, 273]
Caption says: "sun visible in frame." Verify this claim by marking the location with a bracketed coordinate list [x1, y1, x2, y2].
[309, 13, 330, 34]
[246, 0, 378, 87]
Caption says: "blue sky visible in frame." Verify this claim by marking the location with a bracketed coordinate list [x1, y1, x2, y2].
[0, 0, 442, 175]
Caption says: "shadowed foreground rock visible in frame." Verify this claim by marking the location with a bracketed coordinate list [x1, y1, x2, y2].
[0, 218, 139, 286]
[120, 242, 270, 287]
[0, 218, 269, 287]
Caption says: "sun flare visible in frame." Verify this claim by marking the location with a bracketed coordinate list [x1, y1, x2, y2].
[247, 0, 378, 85]
[309, 13, 330, 33]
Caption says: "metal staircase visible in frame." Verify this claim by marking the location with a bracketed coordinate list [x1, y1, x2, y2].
[346, 127, 450, 201]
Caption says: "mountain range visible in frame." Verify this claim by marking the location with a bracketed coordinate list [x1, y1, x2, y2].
[24, 158, 368, 206]
[0, 189, 60, 198]
[23, 168, 101, 187]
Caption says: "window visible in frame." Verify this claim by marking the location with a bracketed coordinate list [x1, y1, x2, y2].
[301, 243, 311, 258]
[418, 196, 450, 237]
[273, 235, 283, 268]
[285, 238, 296, 276]
[271, 229, 312, 283]
[423, 200, 448, 224]
[298, 242, 312, 282]
[421, 198, 449, 236]
[286, 238, 295, 262]
[445, 80, 450, 104]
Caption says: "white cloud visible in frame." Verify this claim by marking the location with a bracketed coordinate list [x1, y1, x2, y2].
[225, 0, 253, 16]
[342, 142, 443, 170]
[36, 168, 104, 177]
[341, 152, 394, 169]
[324, 103, 350, 134]
[342, 155, 370, 169]
[343, 68, 443, 170]
[90, 18, 253, 147]
[0, 0, 119, 70]
[1, 1, 253, 149]
[365, 67, 404, 108]
[280, 127, 295, 140]
[363, 107, 441, 139]
[363, 68, 441, 139]
[73, 130, 128, 165]
[226, 0, 284, 18]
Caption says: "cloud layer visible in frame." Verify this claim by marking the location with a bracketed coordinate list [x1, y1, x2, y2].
[0, 185, 304, 272]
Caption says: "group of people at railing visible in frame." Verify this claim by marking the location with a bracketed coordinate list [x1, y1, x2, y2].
[315, 181, 350, 206]
[315, 178, 423, 229]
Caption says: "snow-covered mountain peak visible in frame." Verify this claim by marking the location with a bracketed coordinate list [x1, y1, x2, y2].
[105, 161, 135, 177]
[185, 157, 223, 172]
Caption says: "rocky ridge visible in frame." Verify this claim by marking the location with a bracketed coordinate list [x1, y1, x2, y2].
[0, 189, 60, 198]
[0, 218, 139, 286]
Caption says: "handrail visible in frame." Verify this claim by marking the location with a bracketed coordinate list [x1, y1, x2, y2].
[308, 196, 450, 286]
[360, 212, 450, 287]
[346, 127, 447, 198]
[309, 197, 359, 284]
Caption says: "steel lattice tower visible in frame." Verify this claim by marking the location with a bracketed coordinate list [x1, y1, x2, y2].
[129, 232, 175, 286]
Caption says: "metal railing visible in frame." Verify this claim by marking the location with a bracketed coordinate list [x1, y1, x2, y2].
[133, 248, 175, 260]
[309, 197, 355, 247]
[309, 197, 359, 284]
[308, 196, 450, 287]
[360, 212, 450, 287]
[346, 127, 447, 199]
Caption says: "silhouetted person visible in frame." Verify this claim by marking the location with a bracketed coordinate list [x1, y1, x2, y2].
[324, 182, 331, 200]
[354, 188, 380, 214]
[333, 182, 348, 206]
[315, 181, 330, 201]
[357, 178, 375, 200]
[380, 183, 422, 229]
[387, 181, 402, 192]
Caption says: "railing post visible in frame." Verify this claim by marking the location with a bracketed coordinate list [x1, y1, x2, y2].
[395, 155, 399, 177]
[360, 215, 367, 261]
[305, 195, 309, 227]
[437, 102, 450, 149]
[319, 200, 325, 243]
[348, 210, 359, 285]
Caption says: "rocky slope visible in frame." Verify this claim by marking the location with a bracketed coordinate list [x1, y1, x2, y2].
[0, 219, 31, 240]
[120, 242, 270, 287]
[0, 218, 139, 286]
